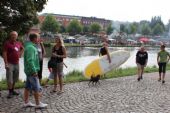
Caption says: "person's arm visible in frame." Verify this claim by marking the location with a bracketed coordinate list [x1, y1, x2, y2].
[144, 52, 148, 66]
[2, 48, 8, 69]
[59, 46, 67, 58]
[157, 52, 160, 64]
[105, 46, 111, 63]
[19, 43, 24, 58]
[167, 52, 170, 63]
[52, 46, 57, 57]
[136, 52, 138, 64]
[25, 47, 38, 76]
[40, 42, 46, 57]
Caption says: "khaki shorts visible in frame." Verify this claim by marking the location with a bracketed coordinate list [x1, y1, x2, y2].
[137, 63, 145, 69]
[6, 63, 19, 84]
[52, 62, 64, 77]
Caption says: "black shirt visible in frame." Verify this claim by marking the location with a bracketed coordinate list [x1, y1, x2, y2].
[100, 47, 107, 56]
[136, 51, 148, 65]
[52, 46, 64, 63]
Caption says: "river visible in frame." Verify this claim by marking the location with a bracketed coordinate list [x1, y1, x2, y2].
[0, 46, 168, 80]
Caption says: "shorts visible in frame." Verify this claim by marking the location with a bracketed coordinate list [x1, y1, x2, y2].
[25, 76, 42, 92]
[52, 62, 64, 77]
[6, 63, 19, 84]
[137, 63, 145, 69]
[158, 62, 166, 73]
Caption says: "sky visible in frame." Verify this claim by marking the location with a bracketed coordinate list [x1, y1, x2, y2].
[40, 0, 170, 24]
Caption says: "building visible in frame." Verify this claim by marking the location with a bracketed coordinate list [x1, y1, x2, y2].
[81, 17, 111, 30]
[34, 13, 111, 31]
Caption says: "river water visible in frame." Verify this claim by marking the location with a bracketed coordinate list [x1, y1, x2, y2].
[0, 46, 168, 80]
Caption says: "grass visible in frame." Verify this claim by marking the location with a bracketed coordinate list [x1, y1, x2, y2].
[0, 64, 169, 90]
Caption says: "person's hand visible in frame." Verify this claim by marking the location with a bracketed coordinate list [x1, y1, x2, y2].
[32, 73, 38, 77]
[5, 64, 9, 70]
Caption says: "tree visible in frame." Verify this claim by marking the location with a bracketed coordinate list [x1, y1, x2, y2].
[120, 24, 126, 33]
[83, 26, 90, 34]
[0, 0, 47, 34]
[130, 23, 138, 34]
[141, 24, 151, 36]
[152, 23, 164, 35]
[106, 24, 114, 35]
[67, 19, 82, 36]
[41, 15, 60, 34]
[59, 25, 66, 33]
[0, 0, 47, 55]
[90, 23, 101, 33]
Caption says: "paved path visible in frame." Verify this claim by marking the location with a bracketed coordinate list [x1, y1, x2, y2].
[1, 72, 170, 113]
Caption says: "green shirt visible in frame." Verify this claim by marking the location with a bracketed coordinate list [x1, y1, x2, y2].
[158, 50, 170, 63]
[24, 42, 40, 76]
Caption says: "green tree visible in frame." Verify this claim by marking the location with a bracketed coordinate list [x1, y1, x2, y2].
[41, 15, 60, 34]
[0, 0, 47, 34]
[90, 23, 101, 33]
[0, 0, 47, 55]
[67, 19, 82, 35]
[130, 23, 137, 34]
[106, 24, 114, 35]
[59, 25, 66, 33]
[152, 23, 164, 35]
[120, 24, 126, 33]
[83, 26, 90, 34]
[141, 24, 151, 35]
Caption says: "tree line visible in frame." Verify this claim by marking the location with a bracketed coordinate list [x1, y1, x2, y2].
[119, 16, 170, 36]
[41, 14, 113, 36]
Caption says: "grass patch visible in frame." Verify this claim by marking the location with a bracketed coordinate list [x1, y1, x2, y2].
[0, 64, 169, 90]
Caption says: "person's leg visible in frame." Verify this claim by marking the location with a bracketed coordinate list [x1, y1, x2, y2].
[24, 77, 35, 107]
[12, 64, 19, 95]
[6, 64, 13, 98]
[58, 63, 64, 92]
[58, 76, 63, 92]
[53, 68, 58, 91]
[24, 88, 30, 103]
[140, 66, 144, 79]
[137, 64, 141, 81]
[162, 63, 166, 83]
[158, 63, 162, 81]
[29, 76, 41, 104]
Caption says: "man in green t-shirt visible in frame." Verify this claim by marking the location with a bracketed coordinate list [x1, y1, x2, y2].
[23, 33, 47, 108]
[157, 45, 170, 84]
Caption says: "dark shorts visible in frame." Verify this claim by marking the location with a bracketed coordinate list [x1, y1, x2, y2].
[25, 76, 42, 92]
[158, 62, 167, 73]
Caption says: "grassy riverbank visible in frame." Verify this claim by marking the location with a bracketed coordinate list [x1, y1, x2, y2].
[44, 42, 160, 48]
[1, 64, 170, 90]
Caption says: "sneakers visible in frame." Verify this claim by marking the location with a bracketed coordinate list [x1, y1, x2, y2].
[24, 102, 36, 107]
[36, 102, 48, 108]
[137, 77, 140, 81]
[162, 80, 165, 84]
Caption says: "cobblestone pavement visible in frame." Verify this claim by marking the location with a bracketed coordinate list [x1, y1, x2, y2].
[1, 72, 170, 113]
